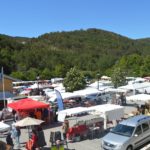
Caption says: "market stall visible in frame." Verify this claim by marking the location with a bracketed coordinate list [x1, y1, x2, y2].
[7, 98, 49, 111]
[126, 94, 150, 105]
[86, 104, 124, 129]
[57, 107, 90, 122]
[57, 107, 104, 141]
[7, 98, 50, 121]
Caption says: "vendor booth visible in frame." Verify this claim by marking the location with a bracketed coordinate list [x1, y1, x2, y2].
[86, 104, 124, 129]
[7, 98, 50, 121]
[57, 107, 104, 141]
[126, 94, 150, 105]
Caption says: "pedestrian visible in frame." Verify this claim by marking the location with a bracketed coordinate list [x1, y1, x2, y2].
[36, 126, 46, 149]
[11, 125, 20, 149]
[62, 120, 69, 140]
[31, 129, 38, 150]
[16, 126, 21, 146]
[6, 132, 14, 150]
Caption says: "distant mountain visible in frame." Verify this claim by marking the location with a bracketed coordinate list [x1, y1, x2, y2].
[0, 28, 150, 79]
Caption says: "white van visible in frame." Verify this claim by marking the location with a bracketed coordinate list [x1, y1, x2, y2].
[101, 115, 150, 150]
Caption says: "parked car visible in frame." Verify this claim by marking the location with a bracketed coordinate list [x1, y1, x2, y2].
[101, 115, 150, 150]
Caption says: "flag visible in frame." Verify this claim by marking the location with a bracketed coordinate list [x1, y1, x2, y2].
[55, 89, 64, 111]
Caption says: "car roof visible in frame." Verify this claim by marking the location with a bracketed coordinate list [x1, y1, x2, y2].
[120, 115, 150, 127]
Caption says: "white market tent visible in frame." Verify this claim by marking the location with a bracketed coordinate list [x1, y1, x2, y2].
[48, 92, 83, 102]
[57, 104, 124, 129]
[105, 88, 128, 93]
[118, 82, 150, 93]
[126, 94, 150, 105]
[86, 104, 124, 129]
[57, 107, 90, 122]
[57, 107, 89, 116]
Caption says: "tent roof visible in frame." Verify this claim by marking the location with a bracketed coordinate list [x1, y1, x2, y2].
[7, 98, 49, 111]
[126, 94, 150, 101]
[57, 107, 89, 116]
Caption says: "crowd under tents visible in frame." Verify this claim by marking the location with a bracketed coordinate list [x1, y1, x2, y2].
[126, 94, 150, 105]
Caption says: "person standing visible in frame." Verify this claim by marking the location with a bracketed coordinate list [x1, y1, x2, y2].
[11, 125, 20, 149]
[62, 120, 69, 140]
[31, 129, 38, 150]
[16, 126, 21, 147]
[36, 126, 46, 149]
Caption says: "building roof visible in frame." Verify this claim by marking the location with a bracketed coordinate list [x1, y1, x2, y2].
[3, 74, 21, 82]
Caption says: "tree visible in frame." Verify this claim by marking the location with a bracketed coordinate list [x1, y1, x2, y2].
[111, 67, 127, 88]
[63, 67, 86, 92]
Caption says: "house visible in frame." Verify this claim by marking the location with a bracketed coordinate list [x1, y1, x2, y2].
[0, 74, 21, 93]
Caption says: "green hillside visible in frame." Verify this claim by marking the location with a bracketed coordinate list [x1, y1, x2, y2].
[0, 28, 150, 80]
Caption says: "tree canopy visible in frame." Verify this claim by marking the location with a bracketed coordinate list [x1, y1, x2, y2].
[63, 67, 86, 92]
[0, 29, 150, 80]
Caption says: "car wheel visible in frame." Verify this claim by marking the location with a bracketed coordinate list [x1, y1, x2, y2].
[126, 145, 133, 150]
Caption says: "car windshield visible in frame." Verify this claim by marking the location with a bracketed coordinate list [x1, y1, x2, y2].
[111, 124, 135, 137]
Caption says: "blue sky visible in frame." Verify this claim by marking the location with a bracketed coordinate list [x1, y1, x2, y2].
[0, 0, 150, 39]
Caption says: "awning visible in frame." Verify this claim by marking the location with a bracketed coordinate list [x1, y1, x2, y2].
[126, 94, 150, 105]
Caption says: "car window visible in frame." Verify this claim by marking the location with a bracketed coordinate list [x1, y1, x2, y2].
[111, 124, 135, 137]
[142, 122, 149, 132]
[134, 125, 142, 135]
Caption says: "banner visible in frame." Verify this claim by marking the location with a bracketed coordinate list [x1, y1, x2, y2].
[55, 89, 64, 111]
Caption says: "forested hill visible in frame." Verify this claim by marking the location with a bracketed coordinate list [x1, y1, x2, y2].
[0, 28, 150, 80]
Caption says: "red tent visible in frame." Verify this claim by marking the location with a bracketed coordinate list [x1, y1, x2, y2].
[7, 98, 49, 111]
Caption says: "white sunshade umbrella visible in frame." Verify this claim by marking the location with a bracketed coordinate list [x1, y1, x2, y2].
[14, 117, 44, 127]
[0, 121, 10, 132]
[14, 117, 44, 139]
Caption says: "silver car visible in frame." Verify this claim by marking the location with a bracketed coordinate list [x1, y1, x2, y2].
[101, 115, 150, 150]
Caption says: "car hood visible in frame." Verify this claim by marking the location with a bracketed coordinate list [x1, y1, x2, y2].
[102, 132, 130, 145]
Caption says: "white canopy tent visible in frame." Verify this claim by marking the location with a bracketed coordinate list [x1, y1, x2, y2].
[57, 107, 91, 122]
[105, 88, 128, 93]
[126, 94, 150, 105]
[118, 82, 150, 95]
[57, 104, 124, 129]
[48, 92, 83, 102]
[86, 104, 124, 129]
